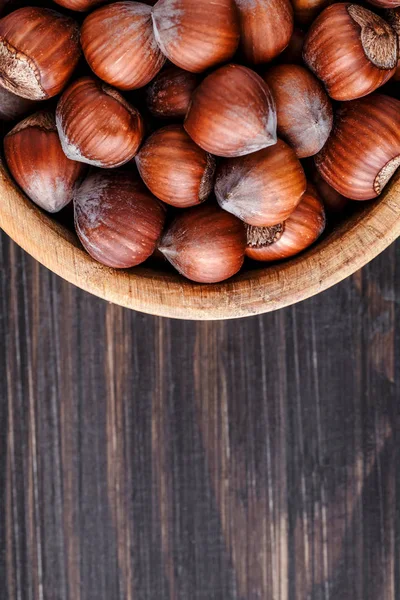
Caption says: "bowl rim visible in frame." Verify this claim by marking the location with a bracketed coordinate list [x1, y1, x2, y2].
[0, 160, 399, 320]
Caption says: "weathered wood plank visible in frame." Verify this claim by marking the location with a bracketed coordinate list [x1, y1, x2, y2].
[0, 232, 398, 600]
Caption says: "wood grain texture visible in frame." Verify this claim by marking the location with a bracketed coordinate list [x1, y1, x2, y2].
[0, 161, 399, 319]
[0, 229, 399, 600]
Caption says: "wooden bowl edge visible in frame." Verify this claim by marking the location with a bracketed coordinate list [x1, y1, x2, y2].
[0, 162, 399, 320]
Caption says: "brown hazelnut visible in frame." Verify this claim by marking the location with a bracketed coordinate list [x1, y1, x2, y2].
[292, 0, 334, 26]
[151, 0, 240, 73]
[146, 66, 198, 119]
[184, 64, 277, 158]
[56, 77, 144, 169]
[74, 170, 166, 268]
[264, 64, 333, 158]
[81, 2, 166, 91]
[236, 0, 293, 64]
[158, 203, 246, 283]
[4, 112, 86, 213]
[52, 0, 107, 12]
[245, 184, 326, 261]
[136, 125, 215, 208]
[303, 4, 397, 101]
[315, 94, 400, 200]
[215, 139, 307, 226]
[0, 7, 81, 100]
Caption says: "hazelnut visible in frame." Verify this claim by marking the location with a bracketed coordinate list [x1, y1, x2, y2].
[292, 0, 334, 26]
[52, 0, 107, 12]
[315, 94, 400, 200]
[74, 170, 166, 268]
[303, 4, 397, 101]
[146, 65, 198, 119]
[158, 203, 246, 283]
[136, 125, 216, 208]
[81, 2, 166, 91]
[151, 0, 240, 73]
[56, 76, 144, 169]
[4, 112, 86, 213]
[264, 64, 333, 158]
[215, 139, 307, 226]
[245, 184, 326, 261]
[184, 64, 277, 158]
[236, 0, 293, 64]
[0, 7, 81, 100]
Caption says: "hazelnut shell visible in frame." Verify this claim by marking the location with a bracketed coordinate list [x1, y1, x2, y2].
[146, 65, 198, 119]
[151, 0, 240, 73]
[315, 94, 400, 200]
[215, 139, 307, 226]
[56, 77, 144, 169]
[236, 0, 293, 64]
[74, 170, 166, 268]
[303, 3, 397, 101]
[245, 184, 326, 261]
[184, 64, 277, 158]
[4, 112, 86, 213]
[158, 203, 246, 283]
[53, 0, 107, 12]
[264, 64, 333, 158]
[81, 2, 166, 91]
[136, 125, 216, 208]
[0, 7, 81, 100]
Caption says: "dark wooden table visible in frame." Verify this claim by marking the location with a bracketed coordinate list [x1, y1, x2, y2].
[0, 230, 399, 600]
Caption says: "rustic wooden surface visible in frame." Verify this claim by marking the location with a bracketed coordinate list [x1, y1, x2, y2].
[0, 230, 399, 600]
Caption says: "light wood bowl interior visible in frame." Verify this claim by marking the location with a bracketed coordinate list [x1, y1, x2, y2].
[0, 159, 399, 320]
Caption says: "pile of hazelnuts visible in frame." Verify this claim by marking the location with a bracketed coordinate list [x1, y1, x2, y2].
[1, 0, 400, 283]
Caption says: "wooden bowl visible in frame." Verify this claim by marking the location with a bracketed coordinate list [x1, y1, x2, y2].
[0, 159, 399, 320]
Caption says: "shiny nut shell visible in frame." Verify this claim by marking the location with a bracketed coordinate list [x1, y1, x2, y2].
[264, 64, 333, 158]
[74, 170, 166, 268]
[184, 64, 277, 158]
[4, 112, 86, 213]
[315, 94, 400, 200]
[303, 3, 397, 101]
[215, 139, 307, 227]
[136, 125, 216, 208]
[81, 2, 165, 90]
[151, 0, 240, 73]
[53, 0, 107, 12]
[0, 7, 81, 100]
[236, 0, 293, 64]
[245, 184, 326, 261]
[56, 77, 144, 169]
[158, 203, 246, 283]
[146, 66, 198, 119]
